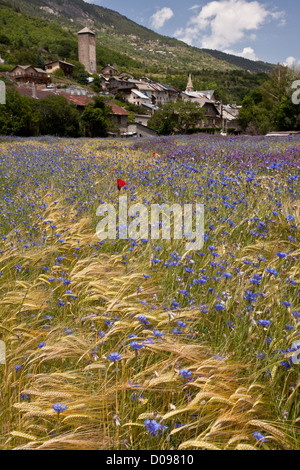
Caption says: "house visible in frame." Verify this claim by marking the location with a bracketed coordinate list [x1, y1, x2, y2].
[135, 80, 169, 106]
[101, 64, 119, 78]
[45, 60, 74, 78]
[182, 91, 222, 127]
[127, 89, 151, 107]
[219, 104, 241, 132]
[134, 114, 151, 127]
[16, 85, 94, 114]
[185, 75, 217, 102]
[140, 103, 159, 115]
[105, 76, 137, 94]
[17, 85, 54, 100]
[119, 71, 135, 80]
[10, 65, 50, 85]
[198, 90, 217, 101]
[161, 83, 181, 102]
[127, 122, 158, 138]
[59, 93, 94, 114]
[106, 102, 130, 135]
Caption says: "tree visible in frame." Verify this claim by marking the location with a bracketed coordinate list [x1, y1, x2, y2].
[38, 95, 80, 137]
[91, 74, 101, 93]
[0, 88, 39, 136]
[148, 100, 205, 135]
[37, 54, 45, 70]
[77, 70, 89, 86]
[80, 97, 112, 137]
[238, 65, 300, 133]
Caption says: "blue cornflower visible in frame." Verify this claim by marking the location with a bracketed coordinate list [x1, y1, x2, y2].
[265, 268, 279, 275]
[282, 301, 292, 308]
[130, 341, 144, 350]
[173, 327, 182, 335]
[153, 329, 164, 338]
[258, 319, 271, 327]
[215, 301, 226, 311]
[52, 403, 67, 414]
[107, 352, 122, 362]
[222, 272, 232, 279]
[244, 290, 259, 303]
[38, 342, 46, 348]
[253, 431, 267, 443]
[179, 369, 192, 379]
[137, 315, 150, 326]
[128, 333, 137, 339]
[144, 419, 168, 437]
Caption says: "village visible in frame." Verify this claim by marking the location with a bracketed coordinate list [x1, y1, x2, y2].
[4, 27, 241, 138]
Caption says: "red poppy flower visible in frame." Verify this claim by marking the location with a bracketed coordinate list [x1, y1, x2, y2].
[117, 179, 126, 191]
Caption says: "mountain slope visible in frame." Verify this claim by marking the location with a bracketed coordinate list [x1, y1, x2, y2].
[5, 0, 274, 74]
[202, 49, 274, 74]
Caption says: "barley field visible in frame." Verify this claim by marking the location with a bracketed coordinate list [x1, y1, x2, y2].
[0, 134, 299, 450]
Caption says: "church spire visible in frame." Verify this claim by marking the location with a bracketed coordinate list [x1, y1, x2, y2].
[186, 73, 194, 93]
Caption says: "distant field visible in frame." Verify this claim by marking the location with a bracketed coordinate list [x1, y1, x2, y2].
[0, 134, 299, 450]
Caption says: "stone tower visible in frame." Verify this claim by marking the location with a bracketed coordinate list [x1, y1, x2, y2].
[186, 73, 194, 93]
[78, 27, 97, 74]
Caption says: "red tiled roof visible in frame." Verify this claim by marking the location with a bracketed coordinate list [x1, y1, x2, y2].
[106, 102, 129, 116]
[17, 88, 94, 107]
[59, 93, 93, 106]
[17, 87, 54, 100]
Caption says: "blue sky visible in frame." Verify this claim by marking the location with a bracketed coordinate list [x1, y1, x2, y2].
[85, 0, 300, 66]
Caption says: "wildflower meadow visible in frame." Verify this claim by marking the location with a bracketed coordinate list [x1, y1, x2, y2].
[0, 134, 299, 450]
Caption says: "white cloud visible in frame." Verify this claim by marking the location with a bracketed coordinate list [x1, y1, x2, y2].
[150, 7, 174, 29]
[174, 0, 285, 50]
[189, 4, 202, 9]
[224, 47, 259, 61]
[283, 56, 300, 68]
